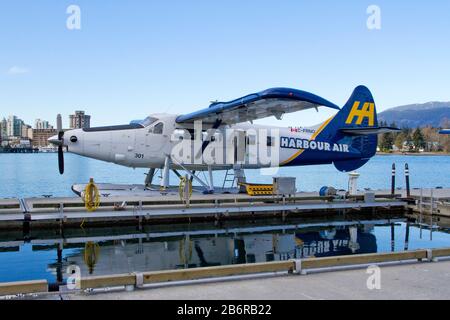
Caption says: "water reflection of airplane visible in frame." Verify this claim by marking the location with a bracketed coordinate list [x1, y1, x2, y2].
[0, 218, 408, 284]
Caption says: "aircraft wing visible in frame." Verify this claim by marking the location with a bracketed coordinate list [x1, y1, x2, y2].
[175, 88, 341, 125]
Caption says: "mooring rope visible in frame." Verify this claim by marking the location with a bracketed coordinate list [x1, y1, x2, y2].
[84, 178, 100, 212]
[80, 178, 100, 228]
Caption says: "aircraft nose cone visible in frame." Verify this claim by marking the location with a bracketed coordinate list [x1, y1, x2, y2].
[48, 135, 62, 146]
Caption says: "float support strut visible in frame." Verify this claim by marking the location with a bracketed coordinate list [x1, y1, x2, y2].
[161, 156, 171, 190]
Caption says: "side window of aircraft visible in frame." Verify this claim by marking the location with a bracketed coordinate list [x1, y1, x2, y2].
[247, 135, 256, 145]
[153, 122, 164, 135]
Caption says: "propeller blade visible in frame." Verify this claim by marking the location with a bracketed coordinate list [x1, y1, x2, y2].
[56, 114, 65, 175]
[58, 145, 64, 175]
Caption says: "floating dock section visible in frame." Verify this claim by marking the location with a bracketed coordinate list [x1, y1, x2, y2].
[0, 191, 406, 229]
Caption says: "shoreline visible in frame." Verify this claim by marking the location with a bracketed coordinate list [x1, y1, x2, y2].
[376, 152, 450, 156]
[1, 151, 449, 157]
[1, 151, 449, 156]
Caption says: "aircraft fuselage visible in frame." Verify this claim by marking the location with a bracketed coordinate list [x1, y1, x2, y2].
[60, 113, 362, 171]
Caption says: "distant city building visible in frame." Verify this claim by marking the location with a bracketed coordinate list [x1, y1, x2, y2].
[21, 124, 32, 139]
[56, 114, 62, 130]
[69, 111, 90, 129]
[0, 118, 7, 142]
[7, 115, 24, 137]
[32, 129, 58, 148]
[35, 119, 53, 130]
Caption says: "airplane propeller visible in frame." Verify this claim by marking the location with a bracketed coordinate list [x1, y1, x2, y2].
[56, 114, 64, 175]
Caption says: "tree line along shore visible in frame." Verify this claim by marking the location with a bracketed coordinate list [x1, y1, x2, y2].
[378, 120, 450, 154]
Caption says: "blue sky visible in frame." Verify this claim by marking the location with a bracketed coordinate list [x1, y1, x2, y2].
[1, 1, 450, 127]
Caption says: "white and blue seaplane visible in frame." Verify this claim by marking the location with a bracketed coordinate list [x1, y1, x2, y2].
[49, 85, 397, 196]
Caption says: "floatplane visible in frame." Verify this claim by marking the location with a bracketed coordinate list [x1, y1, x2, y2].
[49, 85, 398, 194]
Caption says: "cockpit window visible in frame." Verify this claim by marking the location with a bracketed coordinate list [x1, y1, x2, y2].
[130, 116, 159, 127]
[153, 122, 164, 134]
[141, 117, 159, 127]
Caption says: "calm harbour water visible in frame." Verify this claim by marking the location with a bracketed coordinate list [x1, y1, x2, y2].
[0, 153, 449, 198]
[0, 154, 450, 284]
[1, 219, 450, 284]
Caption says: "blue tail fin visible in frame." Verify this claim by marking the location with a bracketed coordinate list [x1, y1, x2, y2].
[330, 86, 378, 172]
[339, 85, 378, 129]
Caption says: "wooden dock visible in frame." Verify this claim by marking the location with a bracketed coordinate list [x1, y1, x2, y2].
[2, 187, 450, 230]
[0, 191, 406, 229]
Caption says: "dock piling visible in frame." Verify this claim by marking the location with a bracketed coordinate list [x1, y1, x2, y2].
[405, 163, 411, 198]
[391, 163, 396, 196]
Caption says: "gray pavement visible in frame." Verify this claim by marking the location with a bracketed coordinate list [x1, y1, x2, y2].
[61, 260, 450, 300]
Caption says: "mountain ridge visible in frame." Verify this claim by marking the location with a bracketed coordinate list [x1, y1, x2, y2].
[378, 101, 450, 128]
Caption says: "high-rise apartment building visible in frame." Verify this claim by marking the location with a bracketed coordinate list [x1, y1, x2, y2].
[7, 115, 23, 137]
[0, 118, 7, 139]
[21, 124, 32, 139]
[35, 119, 53, 130]
[69, 111, 91, 129]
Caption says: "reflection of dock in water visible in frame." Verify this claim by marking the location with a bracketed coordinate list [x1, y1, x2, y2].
[0, 215, 409, 285]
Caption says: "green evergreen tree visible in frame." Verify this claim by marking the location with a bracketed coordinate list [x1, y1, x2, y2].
[380, 130, 394, 152]
[412, 127, 425, 151]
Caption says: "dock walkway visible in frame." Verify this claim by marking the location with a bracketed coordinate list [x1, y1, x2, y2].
[2, 187, 450, 228]
[0, 189, 406, 229]
[60, 259, 450, 300]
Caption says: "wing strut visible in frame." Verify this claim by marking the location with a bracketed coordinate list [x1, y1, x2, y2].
[201, 119, 223, 153]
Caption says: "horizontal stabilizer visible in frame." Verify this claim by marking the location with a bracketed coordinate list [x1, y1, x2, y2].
[340, 126, 400, 136]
